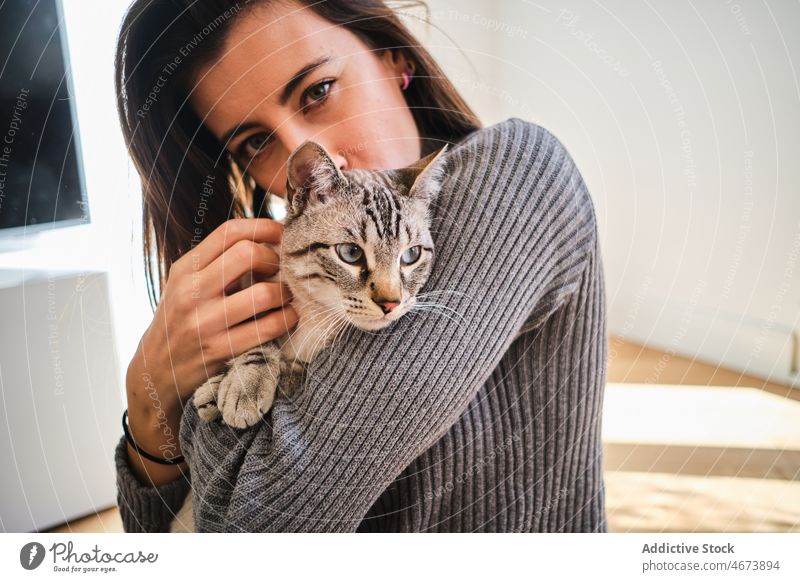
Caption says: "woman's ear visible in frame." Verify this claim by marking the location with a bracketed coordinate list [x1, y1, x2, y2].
[381, 48, 411, 87]
[286, 141, 346, 213]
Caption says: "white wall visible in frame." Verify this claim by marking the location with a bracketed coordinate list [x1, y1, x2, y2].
[411, 0, 800, 388]
[62, 0, 155, 399]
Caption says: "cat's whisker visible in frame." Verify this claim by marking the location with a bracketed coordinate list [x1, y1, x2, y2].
[315, 313, 347, 349]
[339, 321, 357, 346]
[287, 309, 348, 371]
[410, 304, 467, 330]
[409, 308, 463, 331]
[332, 312, 351, 341]
[283, 305, 339, 351]
[295, 314, 348, 375]
[285, 302, 343, 332]
[416, 288, 471, 296]
[415, 289, 474, 302]
[294, 304, 340, 322]
[283, 310, 341, 358]
[328, 318, 352, 353]
[414, 301, 467, 324]
[291, 309, 343, 352]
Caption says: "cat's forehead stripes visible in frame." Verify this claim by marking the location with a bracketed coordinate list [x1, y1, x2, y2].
[360, 181, 403, 241]
[342, 169, 410, 242]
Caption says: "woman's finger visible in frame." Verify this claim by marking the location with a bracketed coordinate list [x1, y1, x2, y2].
[208, 304, 299, 362]
[198, 281, 294, 332]
[172, 218, 284, 275]
[200, 240, 281, 298]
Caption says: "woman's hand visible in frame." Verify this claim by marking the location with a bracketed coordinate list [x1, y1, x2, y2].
[142, 217, 296, 404]
[125, 218, 298, 486]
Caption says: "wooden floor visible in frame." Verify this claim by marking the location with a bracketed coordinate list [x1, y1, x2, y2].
[46, 334, 799, 533]
[607, 334, 799, 402]
[605, 336, 799, 532]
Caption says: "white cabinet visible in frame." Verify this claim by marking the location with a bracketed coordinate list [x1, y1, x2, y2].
[0, 269, 122, 532]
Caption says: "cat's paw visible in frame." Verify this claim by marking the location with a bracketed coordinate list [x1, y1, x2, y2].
[217, 347, 281, 429]
[194, 373, 224, 422]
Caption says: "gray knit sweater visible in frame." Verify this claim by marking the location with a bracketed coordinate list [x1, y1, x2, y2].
[114, 117, 608, 532]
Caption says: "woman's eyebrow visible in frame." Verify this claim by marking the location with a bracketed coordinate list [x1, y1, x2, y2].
[219, 54, 333, 146]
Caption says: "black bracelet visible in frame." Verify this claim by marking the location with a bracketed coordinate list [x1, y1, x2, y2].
[122, 409, 185, 465]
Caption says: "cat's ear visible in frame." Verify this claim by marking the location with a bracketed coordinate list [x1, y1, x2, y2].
[286, 141, 346, 213]
[398, 143, 450, 201]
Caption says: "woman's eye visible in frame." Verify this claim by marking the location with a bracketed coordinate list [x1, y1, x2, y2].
[236, 80, 334, 160]
[401, 246, 421, 265]
[301, 79, 334, 111]
[236, 133, 271, 160]
[240, 133, 272, 159]
[336, 243, 363, 264]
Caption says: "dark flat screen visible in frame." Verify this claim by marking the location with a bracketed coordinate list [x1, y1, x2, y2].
[0, 0, 87, 231]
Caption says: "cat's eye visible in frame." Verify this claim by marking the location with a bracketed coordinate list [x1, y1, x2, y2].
[336, 243, 363, 264]
[401, 246, 422, 265]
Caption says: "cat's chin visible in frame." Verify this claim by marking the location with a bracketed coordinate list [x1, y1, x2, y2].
[350, 313, 402, 331]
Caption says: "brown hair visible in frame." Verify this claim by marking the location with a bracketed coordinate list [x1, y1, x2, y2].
[115, 0, 482, 310]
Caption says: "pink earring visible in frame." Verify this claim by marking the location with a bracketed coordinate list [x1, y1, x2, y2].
[401, 63, 415, 91]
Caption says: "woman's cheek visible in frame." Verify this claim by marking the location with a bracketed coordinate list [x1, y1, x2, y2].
[253, 161, 287, 198]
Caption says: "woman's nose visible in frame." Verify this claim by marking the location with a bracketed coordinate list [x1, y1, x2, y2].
[324, 147, 348, 172]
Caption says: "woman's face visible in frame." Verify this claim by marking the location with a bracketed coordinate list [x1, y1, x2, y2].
[189, 1, 422, 199]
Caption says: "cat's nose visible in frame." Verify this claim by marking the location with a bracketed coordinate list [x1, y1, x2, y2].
[376, 300, 401, 314]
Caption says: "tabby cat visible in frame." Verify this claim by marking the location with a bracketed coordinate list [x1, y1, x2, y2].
[169, 139, 449, 532]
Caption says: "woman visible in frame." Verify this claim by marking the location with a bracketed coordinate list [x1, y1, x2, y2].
[114, 0, 608, 532]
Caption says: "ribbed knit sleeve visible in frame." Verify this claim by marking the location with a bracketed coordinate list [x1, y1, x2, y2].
[114, 435, 191, 532]
[169, 117, 599, 532]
